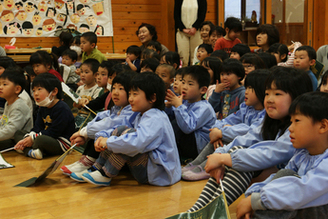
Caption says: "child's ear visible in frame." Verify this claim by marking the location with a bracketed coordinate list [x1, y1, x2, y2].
[319, 119, 328, 134]
[225, 27, 230, 33]
[91, 43, 96, 49]
[309, 59, 316, 66]
[173, 63, 178, 69]
[15, 85, 22, 95]
[149, 93, 156, 104]
[280, 54, 287, 60]
[52, 87, 59, 97]
[200, 86, 207, 95]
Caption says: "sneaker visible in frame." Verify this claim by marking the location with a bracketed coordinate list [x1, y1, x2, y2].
[28, 149, 43, 160]
[61, 161, 91, 176]
[182, 166, 210, 181]
[70, 169, 91, 182]
[181, 163, 196, 174]
[82, 170, 111, 186]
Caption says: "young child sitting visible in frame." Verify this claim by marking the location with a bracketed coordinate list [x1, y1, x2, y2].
[201, 56, 222, 100]
[146, 40, 162, 55]
[166, 65, 216, 160]
[14, 73, 75, 159]
[156, 64, 175, 92]
[172, 67, 186, 95]
[319, 70, 328, 93]
[61, 49, 79, 89]
[80, 73, 181, 186]
[208, 58, 245, 119]
[230, 43, 251, 60]
[125, 45, 141, 72]
[0, 69, 33, 151]
[95, 60, 112, 97]
[237, 92, 328, 219]
[268, 41, 302, 67]
[80, 31, 107, 64]
[52, 31, 73, 58]
[140, 49, 160, 62]
[140, 58, 160, 73]
[294, 45, 318, 91]
[160, 51, 180, 70]
[214, 17, 242, 55]
[195, 43, 213, 65]
[240, 53, 266, 85]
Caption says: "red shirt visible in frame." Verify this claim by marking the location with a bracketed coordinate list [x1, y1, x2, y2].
[49, 69, 64, 82]
[214, 37, 242, 55]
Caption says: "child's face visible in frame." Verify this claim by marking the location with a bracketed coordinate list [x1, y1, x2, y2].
[62, 55, 75, 66]
[202, 63, 214, 84]
[227, 30, 240, 41]
[173, 74, 182, 94]
[32, 63, 50, 75]
[197, 48, 209, 62]
[111, 83, 128, 107]
[181, 74, 206, 103]
[242, 63, 255, 76]
[0, 78, 20, 101]
[0, 66, 5, 75]
[209, 31, 218, 48]
[320, 78, 328, 93]
[96, 66, 108, 88]
[294, 50, 314, 71]
[108, 72, 116, 85]
[230, 52, 241, 60]
[200, 24, 211, 41]
[245, 86, 262, 110]
[264, 83, 292, 120]
[32, 86, 54, 104]
[80, 64, 96, 86]
[126, 53, 138, 62]
[220, 72, 241, 90]
[156, 66, 173, 89]
[80, 36, 95, 53]
[256, 33, 268, 47]
[129, 88, 154, 114]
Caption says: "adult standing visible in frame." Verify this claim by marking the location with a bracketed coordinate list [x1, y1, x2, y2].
[174, 0, 207, 67]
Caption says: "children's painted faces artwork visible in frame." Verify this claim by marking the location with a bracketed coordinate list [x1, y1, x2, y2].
[0, 0, 113, 37]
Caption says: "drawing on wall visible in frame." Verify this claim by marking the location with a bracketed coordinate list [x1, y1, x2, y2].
[0, 0, 113, 37]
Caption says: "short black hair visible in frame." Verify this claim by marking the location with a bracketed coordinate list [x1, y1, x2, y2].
[161, 51, 180, 70]
[71, 35, 81, 45]
[296, 45, 316, 60]
[81, 58, 100, 74]
[267, 43, 289, 62]
[257, 52, 277, 69]
[130, 72, 165, 110]
[318, 70, 328, 90]
[147, 40, 162, 53]
[136, 23, 158, 41]
[141, 49, 160, 61]
[112, 71, 137, 100]
[198, 44, 213, 54]
[24, 65, 36, 77]
[244, 69, 270, 106]
[221, 58, 245, 83]
[62, 49, 78, 62]
[202, 56, 222, 84]
[210, 25, 225, 37]
[224, 17, 242, 32]
[231, 44, 251, 57]
[157, 64, 175, 79]
[99, 60, 117, 77]
[240, 53, 266, 69]
[210, 50, 229, 61]
[256, 24, 280, 47]
[140, 58, 160, 72]
[30, 50, 60, 73]
[183, 65, 210, 89]
[0, 56, 16, 69]
[126, 45, 141, 57]
[0, 67, 26, 95]
[59, 31, 73, 47]
[81, 31, 97, 45]
[175, 67, 186, 76]
[289, 92, 328, 123]
[110, 63, 130, 76]
[32, 73, 63, 99]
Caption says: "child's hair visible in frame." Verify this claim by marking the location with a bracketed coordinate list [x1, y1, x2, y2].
[59, 31, 73, 47]
[244, 69, 270, 106]
[158, 64, 175, 79]
[210, 25, 225, 37]
[183, 65, 210, 89]
[295, 45, 316, 60]
[147, 40, 162, 53]
[0, 67, 26, 95]
[110, 63, 130, 76]
[267, 43, 289, 62]
[289, 92, 328, 122]
[130, 72, 166, 110]
[240, 53, 266, 69]
[161, 51, 180, 70]
[231, 44, 251, 58]
[32, 73, 63, 99]
[256, 24, 280, 47]
[261, 66, 313, 140]
[224, 17, 242, 32]
[141, 49, 160, 61]
[112, 71, 137, 100]
[202, 56, 222, 84]
[126, 45, 141, 57]
[81, 31, 97, 45]
[62, 49, 78, 62]
[221, 59, 245, 84]
[24, 65, 36, 77]
[257, 52, 277, 69]
[210, 50, 229, 61]
[140, 58, 160, 72]
[81, 58, 100, 74]
[0, 56, 16, 69]
[70, 35, 81, 45]
[318, 70, 328, 90]
[198, 43, 213, 54]
[29, 50, 60, 72]
[175, 67, 186, 77]
[99, 60, 117, 76]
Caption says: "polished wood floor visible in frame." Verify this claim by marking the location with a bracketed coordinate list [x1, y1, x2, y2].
[0, 150, 242, 219]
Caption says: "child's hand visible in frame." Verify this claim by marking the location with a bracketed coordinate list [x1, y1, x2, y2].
[208, 165, 225, 183]
[212, 140, 223, 149]
[166, 89, 183, 108]
[75, 68, 81, 75]
[94, 137, 108, 152]
[209, 128, 223, 144]
[165, 101, 172, 108]
[126, 57, 131, 64]
[73, 98, 89, 108]
[205, 153, 232, 173]
[76, 80, 84, 86]
[236, 195, 253, 219]
[214, 80, 230, 93]
[70, 131, 85, 146]
[14, 139, 26, 150]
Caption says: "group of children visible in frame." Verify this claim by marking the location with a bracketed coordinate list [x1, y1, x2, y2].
[0, 19, 328, 218]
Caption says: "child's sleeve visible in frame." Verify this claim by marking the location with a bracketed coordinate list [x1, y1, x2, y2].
[213, 102, 248, 129]
[208, 91, 223, 113]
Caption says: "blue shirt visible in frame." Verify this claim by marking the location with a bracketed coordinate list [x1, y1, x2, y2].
[307, 69, 318, 91]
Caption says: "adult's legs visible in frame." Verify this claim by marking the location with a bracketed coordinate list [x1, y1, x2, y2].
[189, 30, 202, 64]
[176, 30, 191, 67]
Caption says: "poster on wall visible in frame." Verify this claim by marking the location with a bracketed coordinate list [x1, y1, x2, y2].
[0, 0, 113, 37]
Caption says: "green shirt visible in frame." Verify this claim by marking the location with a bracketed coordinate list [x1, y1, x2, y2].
[82, 48, 107, 63]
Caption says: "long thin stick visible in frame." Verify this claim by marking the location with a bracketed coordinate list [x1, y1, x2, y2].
[0, 147, 14, 153]
[83, 105, 97, 115]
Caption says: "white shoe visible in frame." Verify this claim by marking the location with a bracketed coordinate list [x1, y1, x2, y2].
[70, 169, 91, 182]
[82, 170, 111, 186]
[60, 161, 90, 175]
[28, 149, 43, 159]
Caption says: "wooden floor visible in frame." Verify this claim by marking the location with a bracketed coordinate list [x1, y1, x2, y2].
[0, 150, 243, 219]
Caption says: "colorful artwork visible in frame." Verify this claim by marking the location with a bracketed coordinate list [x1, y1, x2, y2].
[0, 0, 113, 37]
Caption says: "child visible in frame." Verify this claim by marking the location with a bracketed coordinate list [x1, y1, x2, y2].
[140, 58, 160, 73]
[80, 73, 181, 186]
[166, 65, 216, 159]
[61, 71, 136, 178]
[125, 45, 141, 72]
[52, 31, 73, 58]
[240, 53, 266, 85]
[61, 49, 79, 88]
[14, 73, 75, 159]
[147, 40, 162, 54]
[76, 58, 102, 100]
[195, 44, 213, 65]
[268, 42, 302, 67]
[294, 45, 318, 91]
[80, 31, 107, 64]
[257, 52, 277, 69]
[237, 92, 328, 219]
[208, 58, 245, 119]
[70, 36, 82, 68]
[29, 50, 63, 82]
[0, 69, 33, 151]
[209, 26, 225, 48]
[214, 17, 242, 55]
[230, 44, 251, 60]
[172, 67, 186, 95]
[96, 60, 112, 97]
[201, 56, 222, 100]
[182, 69, 268, 181]
[140, 48, 160, 62]
[210, 50, 229, 62]
[160, 51, 180, 70]
[188, 66, 313, 212]
[319, 70, 328, 93]
[156, 64, 175, 90]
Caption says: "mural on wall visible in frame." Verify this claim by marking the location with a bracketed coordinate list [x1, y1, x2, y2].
[0, 0, 113, 37]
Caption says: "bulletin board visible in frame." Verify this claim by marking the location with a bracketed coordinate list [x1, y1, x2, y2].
[0, 0, 113, 37]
